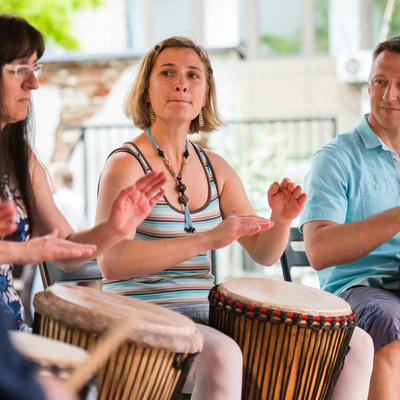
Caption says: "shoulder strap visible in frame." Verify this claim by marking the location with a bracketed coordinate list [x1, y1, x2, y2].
[191, 142, 220, 197]
[107, 142, 152, 175]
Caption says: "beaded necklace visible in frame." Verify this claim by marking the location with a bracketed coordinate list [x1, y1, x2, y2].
[145, 127, 195, 233]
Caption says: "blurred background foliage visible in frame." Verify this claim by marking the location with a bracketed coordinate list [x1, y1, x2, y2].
[0, 0, 103, 49]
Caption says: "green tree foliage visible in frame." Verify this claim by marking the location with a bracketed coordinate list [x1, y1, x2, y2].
[0, 0, 103, 49]
[373, 0, 400, 43]
[261, 33, 301, 56]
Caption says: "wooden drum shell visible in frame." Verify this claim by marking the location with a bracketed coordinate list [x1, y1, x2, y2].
[33, 285, 202, 400]
[208, 278, 357, 400]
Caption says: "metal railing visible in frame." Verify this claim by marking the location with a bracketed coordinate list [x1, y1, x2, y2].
[66, 116, 336, 227]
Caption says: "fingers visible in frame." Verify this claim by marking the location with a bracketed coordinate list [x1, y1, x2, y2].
[119, 172, 167, 206]
[44, 239, 97, 259]
[24, 235, 97, 264]
[149, 188, 166, 207]
[267, 182, 280, 196]
[231, 214, 274, 234]
[135, 171, 168, 196]
[272, 178, 305, 201]
[298, 192, 307, 207]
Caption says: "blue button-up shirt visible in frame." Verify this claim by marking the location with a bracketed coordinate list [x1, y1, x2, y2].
[300, 115, 400, 295]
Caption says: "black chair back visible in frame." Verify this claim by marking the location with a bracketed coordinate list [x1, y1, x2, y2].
[39, 259, 102, 289]
[280, 227, 310, 282]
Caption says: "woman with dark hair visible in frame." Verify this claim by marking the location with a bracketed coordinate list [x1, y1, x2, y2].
[0, 13, 167, 331]
[96, 36, 374, 399]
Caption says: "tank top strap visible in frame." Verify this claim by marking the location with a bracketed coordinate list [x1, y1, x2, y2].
[107, 142, 153, 175]
[191, 142, 220, 198]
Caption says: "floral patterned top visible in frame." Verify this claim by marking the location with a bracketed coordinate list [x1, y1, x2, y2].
[0, 174, 30, 330]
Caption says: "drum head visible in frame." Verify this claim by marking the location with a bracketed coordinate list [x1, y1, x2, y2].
[10, 331, 88, 369]
[33, 285, 202, 354]
[218, 277, 351, 316]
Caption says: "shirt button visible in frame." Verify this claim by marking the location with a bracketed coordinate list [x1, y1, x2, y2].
[317, 213, 322, 217]
[374, 185, 379, 190]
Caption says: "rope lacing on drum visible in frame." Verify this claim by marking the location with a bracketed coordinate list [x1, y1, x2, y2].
[208, 286, 358, 332]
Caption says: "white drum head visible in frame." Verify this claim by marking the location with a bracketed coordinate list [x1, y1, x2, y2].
[34, 285, 203, 354]
[218, 277, 352, 316]
[10, 331, 88, 370]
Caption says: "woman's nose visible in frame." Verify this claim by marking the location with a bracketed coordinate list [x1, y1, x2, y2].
[24, 71, 40, 90]
[174, 77, 188, 92]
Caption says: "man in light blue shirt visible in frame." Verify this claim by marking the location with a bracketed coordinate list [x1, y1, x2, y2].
[301, 36, 400, 400]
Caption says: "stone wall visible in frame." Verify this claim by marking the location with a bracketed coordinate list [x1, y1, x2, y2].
[39, 57, 136, 161]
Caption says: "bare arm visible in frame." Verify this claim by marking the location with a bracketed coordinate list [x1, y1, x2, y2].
[96, 151, 273, 280]
[0, 198, 96, 265]
[213, 152, 306, 266]
[29, 152, 166, 271]
[303, 207, 400, 270]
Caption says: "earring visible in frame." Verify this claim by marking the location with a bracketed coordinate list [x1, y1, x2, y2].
[198, 109, 204, 127]
[148, 103, 156, 124]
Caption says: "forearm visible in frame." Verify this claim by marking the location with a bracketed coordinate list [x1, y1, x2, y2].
[239, 212, 292, 266]
[304, 207, 400, 270]
[99, 234, 212, 280]
[0, 241, 28, 265]
[54, 221, 122, 270]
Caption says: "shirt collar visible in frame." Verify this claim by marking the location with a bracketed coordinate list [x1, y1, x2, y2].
[358, 114, 384, 150]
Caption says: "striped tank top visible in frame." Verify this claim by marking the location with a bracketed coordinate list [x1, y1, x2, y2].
[102, 141, 223, 309]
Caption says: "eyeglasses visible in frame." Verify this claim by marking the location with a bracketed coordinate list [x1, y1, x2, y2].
[2, 64, 43, 79]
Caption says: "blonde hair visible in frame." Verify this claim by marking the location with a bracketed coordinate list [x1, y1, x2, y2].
[123, 36, 225, 133]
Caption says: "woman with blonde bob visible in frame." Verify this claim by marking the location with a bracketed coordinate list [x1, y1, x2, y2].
[96, 36, 373, 399]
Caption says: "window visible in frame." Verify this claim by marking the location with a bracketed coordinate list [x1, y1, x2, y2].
[259, 0, 302, 57]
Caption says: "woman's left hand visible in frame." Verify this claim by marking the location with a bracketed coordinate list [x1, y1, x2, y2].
[267, 178, 307, 221]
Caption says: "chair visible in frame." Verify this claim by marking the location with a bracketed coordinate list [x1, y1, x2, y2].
[280, 227, 310, 282]
[39, 259, 103, 289]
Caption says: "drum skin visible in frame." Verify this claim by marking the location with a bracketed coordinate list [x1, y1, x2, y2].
[33, 285, 203, 400]
[10, 330, 89, 379]
[209, 277, 357, 400]
[10, 331, 92, 399]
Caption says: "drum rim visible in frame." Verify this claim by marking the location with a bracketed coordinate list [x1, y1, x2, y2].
[215, 277, 352, 316]
[9, 331, 89, 369]
[33, 285, 203, 354]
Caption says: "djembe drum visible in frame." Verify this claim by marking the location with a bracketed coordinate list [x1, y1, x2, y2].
[208, 277, 357, 400]
[33, 285, 203, 400]
[10, 331, 92, 399]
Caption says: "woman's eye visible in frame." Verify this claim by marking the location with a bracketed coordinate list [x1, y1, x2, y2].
[161, 71, 171, 76]
[188, 73, 198, 79]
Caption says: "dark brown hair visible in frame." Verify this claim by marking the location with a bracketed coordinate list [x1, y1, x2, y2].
[372, 36, 400, 61]
[0, 14, 46, 235]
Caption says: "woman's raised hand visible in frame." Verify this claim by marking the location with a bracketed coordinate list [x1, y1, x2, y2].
[107, 171, 167, 237]
[267, 178, 307, 222]
[206, 211, 274, 250]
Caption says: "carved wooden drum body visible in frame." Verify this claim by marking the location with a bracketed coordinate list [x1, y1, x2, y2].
[209, 277, 357, 400]
[33, 285, 203, 400]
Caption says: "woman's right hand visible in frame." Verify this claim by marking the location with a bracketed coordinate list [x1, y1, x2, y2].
[17, 229, 96, 265]
[206, 212, 274, 250]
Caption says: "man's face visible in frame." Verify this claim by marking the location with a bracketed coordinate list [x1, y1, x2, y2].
[368, 50, 400, 136]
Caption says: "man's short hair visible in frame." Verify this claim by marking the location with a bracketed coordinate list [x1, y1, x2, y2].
[373, 36, 400, 61]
